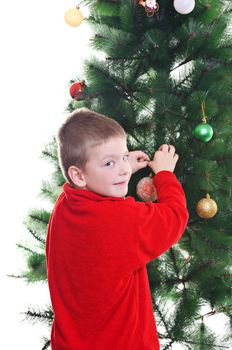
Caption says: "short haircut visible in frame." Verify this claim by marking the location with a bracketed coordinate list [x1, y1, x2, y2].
[57, 108, 126, 185]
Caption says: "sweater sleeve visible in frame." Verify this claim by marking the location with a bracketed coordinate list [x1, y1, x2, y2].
[134, 170, 189, 266]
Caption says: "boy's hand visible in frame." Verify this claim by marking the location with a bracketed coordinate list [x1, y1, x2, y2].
[128, 151, 150, 174]
[148, 144, 179, 174]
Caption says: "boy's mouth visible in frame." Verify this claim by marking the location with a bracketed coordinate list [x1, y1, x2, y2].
[113, 180, 128, 186]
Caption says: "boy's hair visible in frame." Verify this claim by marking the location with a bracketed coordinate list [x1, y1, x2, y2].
[57, 108, 126, 185]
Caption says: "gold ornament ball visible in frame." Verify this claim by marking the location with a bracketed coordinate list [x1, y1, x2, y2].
[64, 8, 84, 27]
[196, 194, 218, 219]
[136, 177, 157, 202]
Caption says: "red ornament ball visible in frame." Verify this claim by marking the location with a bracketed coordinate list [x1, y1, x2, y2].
[69, 81, 85, 100]
[136, 176, 157, 202]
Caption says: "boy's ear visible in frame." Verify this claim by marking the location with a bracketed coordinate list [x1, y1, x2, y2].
[68, 166, 87, 188]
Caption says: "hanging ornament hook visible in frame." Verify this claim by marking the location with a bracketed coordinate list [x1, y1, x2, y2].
[193, 100, 214, 142]
[64, 5, 84, 27]
[139, 0, 159, 17]
[201, 101, 207, 123]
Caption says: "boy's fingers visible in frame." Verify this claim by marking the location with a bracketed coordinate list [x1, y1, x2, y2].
[158, 144, 169, 152]
[130, 150, 149, 159]
[169, 145, 176, 156]
[158, 144, 176, 156]
[139, 150, 149, 158]
[136, 151, 150, 161]
[138, 157, 149, 163]
[139, 161, 149, 169]
[174, 154, 179, 162]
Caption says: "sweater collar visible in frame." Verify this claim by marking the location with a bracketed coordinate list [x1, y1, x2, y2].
[63, 182, 126, 202]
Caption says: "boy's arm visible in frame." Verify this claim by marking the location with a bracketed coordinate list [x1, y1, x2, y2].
[135, 170, 189, 265]
[107, 170, 188, 280]
[126, 145, 188, 266]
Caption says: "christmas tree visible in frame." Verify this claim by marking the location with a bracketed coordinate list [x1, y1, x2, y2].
[18, 1, 232, 349]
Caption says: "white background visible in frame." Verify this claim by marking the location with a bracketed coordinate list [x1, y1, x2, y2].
[0, 1, 228, 349]
[0, 1, 92, 348]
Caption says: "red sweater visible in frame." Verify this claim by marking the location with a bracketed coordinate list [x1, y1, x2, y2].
[46, 171, 189, 350]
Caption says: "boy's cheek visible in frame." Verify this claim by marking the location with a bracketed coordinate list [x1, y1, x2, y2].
[128, 164, 133, 176]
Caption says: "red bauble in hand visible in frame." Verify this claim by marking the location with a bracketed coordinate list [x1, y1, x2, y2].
[136, 176, 157, 202]
[69, 81, 85, 100]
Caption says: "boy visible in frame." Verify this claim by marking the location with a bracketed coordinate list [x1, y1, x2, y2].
[46, 108, 189, 350]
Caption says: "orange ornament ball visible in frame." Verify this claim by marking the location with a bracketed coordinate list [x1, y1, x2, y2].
[196, 194, 218, 219]
[136, 177, 157, 202]
[64, 8, 84, 27]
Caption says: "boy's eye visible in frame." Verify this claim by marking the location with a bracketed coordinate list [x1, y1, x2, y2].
[105, 161, 114, 167]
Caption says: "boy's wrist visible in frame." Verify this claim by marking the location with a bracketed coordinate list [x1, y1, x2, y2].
[155, 169, 174, 175]
[154, 170, 174, 176]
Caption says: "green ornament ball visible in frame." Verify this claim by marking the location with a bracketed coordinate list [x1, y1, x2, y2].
[193, 123, 214, 142]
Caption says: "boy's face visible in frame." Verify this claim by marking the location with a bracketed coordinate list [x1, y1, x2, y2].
[81, 136, 132, 197]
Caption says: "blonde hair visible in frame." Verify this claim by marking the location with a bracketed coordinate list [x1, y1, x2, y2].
[57, 108, 126, 185]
